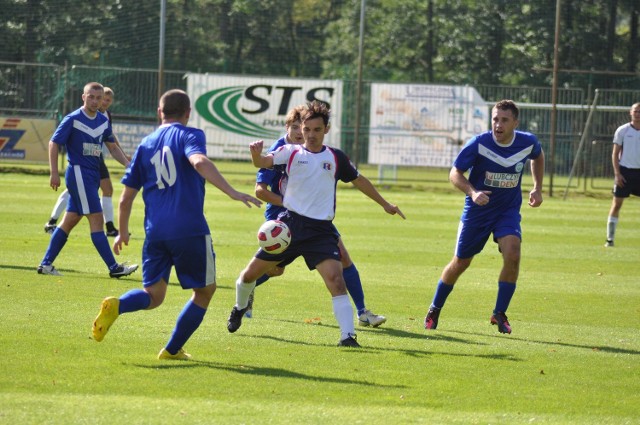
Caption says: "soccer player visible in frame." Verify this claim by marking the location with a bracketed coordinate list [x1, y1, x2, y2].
[605, 102, 640, 247]
[246, 105, 387, 328]
[227, 100, 405, 347]
[91, 89, 261, 360]
[44, 86, 125, 237]
[37, 82, 138, 278]
[424, 99, 544, 334]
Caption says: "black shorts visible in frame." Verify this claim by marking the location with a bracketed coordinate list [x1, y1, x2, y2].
[99, 154, 110, 180]
[255, 210, 340, 270]
[613, 166, 640, 198]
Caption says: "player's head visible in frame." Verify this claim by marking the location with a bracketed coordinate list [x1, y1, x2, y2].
[285, 105, 305, 145]
[159, 89, 191, 122]
[100, 87, 114, 113]
[82, 82, 104, 117]
[630, 102, 640, 124]
[491, 99, 519, 144]
[300, 101, 331, 148]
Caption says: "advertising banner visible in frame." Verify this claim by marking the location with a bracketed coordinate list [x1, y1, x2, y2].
[368, 84, 487, 167]
[0, 117, 56, 162]
[187, 74, 342, 159]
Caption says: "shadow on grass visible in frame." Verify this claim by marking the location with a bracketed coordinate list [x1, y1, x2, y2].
[446, 329, 640, 356]
[131, 360, 407, 388]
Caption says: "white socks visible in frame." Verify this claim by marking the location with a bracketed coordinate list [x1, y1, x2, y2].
[332, 294, 355, 340]
[51, 190, 70, 220]
[102, 196, 114, 223]
[235, 278, 256, 309]
[607, 216, 618, 241]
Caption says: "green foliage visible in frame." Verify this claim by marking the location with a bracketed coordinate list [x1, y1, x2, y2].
[0, 164, 639, 423]
[1, 0, 638, 89]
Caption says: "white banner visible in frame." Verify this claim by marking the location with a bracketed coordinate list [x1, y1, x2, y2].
[187, 74, 343, 159]
[368, 83, 487, 167]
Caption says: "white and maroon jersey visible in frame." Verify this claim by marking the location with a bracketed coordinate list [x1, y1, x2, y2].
[271, 144, 359, 221]
[613, 123, 640, 169]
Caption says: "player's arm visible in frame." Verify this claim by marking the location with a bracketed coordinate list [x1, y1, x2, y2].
[255, 182, 283, 206]
[48, 141, 61, 191]
[350, 174, 405, 219]
[450, 166, 491, 206]
[189, 153, 262, 208]
[528, 150, 545, 207]
[612, 144, 625, 187]
[249, 140, 274, 169]
[114, 185, 138, 254]
[105, 140, 131, 168]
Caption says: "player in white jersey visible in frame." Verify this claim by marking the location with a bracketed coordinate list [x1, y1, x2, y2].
[227, 101, 405, 347]
[424, 100, 545, 334]
[605, 102, 640, 247]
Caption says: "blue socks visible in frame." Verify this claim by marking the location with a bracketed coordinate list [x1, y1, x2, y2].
[118, 289, 151, 314]
[431, 279, 454, 309]
[494, 281, 516, 314]
[41, 227, 68, 265]
[90, 231, 118, 270]
[165, 300, 207, 355]
[343, 264, 366, 315]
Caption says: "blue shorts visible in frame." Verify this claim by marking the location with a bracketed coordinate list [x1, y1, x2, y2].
[142, 234, 216, 289]
[255, 211, 340, 270]
[612, 166, 640, 198]
[455, 208, 522, 259]
[65, 164, 102, 215]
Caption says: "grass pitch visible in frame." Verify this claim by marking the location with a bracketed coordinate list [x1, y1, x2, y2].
[0, 162, 638, 424]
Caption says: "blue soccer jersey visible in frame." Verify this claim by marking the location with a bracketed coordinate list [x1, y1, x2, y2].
[52, 107, 114, 171]
[256, 136, 288, 220]
[454, 130, 542, 226]
[122, 123, 210, 241]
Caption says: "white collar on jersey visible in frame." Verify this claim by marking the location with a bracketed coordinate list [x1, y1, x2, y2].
[491, 132, 516, 148]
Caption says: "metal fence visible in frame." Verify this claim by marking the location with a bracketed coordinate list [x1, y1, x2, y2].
[1, 61, 638, 192]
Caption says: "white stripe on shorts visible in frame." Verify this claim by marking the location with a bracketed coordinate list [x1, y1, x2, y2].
[73, 165, 90, 214]
[205, 234, 216, 284]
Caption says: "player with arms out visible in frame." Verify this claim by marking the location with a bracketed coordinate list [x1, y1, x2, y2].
[44, 87, 125, 237]
[605, 102, 640, 247]
[37, 82, 137, 278]
[424, 99, 544, 334]
[227, 101, 405, 347]
[247, 104, 387, 328]
[91, 89, 261, 360]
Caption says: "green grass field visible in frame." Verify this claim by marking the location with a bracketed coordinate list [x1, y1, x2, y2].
[0, 162, 639, 424]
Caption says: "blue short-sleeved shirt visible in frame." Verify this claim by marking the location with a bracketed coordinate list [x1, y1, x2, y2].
[122, 123, 210, 241]
[454, 130, 542, 226]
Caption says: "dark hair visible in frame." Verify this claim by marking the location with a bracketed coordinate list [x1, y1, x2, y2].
[285, 104, 305, 127]
[301, 100, 330, 127]
[160, 89, 191, 118]
[493, 99, 519, 120]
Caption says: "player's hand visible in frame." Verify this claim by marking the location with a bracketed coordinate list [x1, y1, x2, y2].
[528, 189, 543, 207]
[384, 203, 406, 219]
[249, 140, 264, 155]
[472, 190, 491, 206]
[113, 233, 129, 255]
[50, 174, 60, 191]
[231, 190, 262, 208]
[614, 173, 625, 188]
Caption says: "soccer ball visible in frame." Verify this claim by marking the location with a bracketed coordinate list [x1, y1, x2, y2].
[257, 220, 291, 254]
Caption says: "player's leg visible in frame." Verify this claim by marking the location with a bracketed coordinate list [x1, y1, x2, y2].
[37, 211, 82, 275]
[425, 220, 486, 330]
[315, 258, 359, 347]
[100, 177, 118, 237]
[45, 189, 70, 233]
[228, 256, 279, 332]
[491, 228, 522, 334]
[84, 211, 135, 277]
[160, 235, 216, 359]
[606, 196, 624, 246]
[337, 238, 386, 327]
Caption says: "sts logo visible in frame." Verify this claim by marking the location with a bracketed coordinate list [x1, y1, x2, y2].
[0, 118, 26, 159]
[194, 84, 334, 140]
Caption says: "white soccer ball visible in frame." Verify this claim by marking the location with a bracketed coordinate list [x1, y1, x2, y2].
[257, 220, 291, 254]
